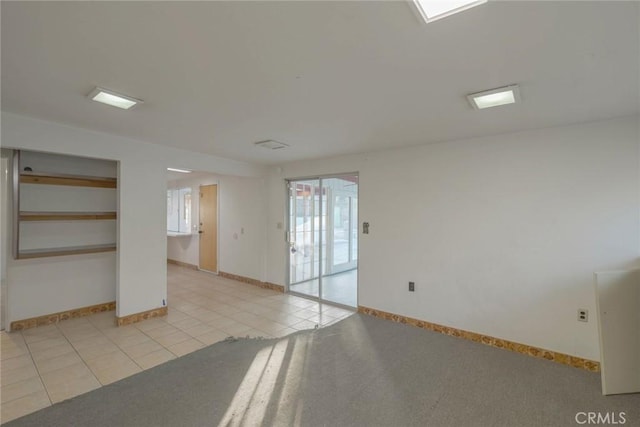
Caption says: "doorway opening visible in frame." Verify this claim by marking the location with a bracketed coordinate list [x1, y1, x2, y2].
[166, 170, 218, 273]
[286, 174, 358, 307]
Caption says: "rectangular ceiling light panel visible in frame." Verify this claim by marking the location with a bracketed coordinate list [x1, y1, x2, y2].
[88, 87, 142, 110]
[255, 140, 289, 150]
[167, 168, 192, 173]
[413, 0, 487, 23]
[467, 85, 520, 110]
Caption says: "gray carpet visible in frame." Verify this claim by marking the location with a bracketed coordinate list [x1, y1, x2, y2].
[4, 314, 639, 427]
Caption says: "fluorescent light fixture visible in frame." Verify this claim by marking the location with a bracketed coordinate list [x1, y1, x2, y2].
[88, 87, 142, 110]
[467, 84, 521, 110]
[167, 168, 192, 173]
[413, 0, 487, 23]
[255, 140, 289, 150]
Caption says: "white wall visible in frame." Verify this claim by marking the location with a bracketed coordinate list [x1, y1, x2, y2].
[1, 112, 265, 324]
[266, 116, 640, 361]
[167, 174, 267, 281]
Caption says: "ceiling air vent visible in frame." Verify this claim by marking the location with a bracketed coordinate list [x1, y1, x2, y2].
[255, 140, 289, 150]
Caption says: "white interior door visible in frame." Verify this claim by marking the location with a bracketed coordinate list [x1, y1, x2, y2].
[595, 270, 640, 395]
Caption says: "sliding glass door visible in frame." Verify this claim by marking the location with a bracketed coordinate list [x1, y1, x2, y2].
[287, 174, 358, 307]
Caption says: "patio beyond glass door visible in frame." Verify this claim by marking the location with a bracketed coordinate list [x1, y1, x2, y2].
[287, 175, 358, 307]
[288, 179, 322, 298]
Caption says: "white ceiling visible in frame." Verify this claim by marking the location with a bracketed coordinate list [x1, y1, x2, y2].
[2, 1, 638, 165]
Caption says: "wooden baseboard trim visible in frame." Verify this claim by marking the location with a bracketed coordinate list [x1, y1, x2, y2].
[10, 301, 116, 331]
[167, 259, 199, 270]
[116, 306, 168, 326]
[358, 306, 600, 372]
[219, 271, 285, 293]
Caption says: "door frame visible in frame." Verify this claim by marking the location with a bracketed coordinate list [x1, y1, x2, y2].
[198, 183, 219, 274]
[285, 172, 359, 308]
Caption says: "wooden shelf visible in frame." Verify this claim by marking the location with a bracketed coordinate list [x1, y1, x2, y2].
[20, 211, 117, 221]
[17, 244, 116, 259]
[20, 172, 117, 188]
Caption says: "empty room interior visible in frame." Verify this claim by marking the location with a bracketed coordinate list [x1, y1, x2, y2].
[0, 1, 639, 426]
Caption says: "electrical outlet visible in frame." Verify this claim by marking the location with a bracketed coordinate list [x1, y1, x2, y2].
[409, 281, 415, 292]
[578, 309, 588, 322]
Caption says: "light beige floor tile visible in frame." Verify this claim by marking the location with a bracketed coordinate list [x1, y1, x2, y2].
[74, 341, 120, 361]
[144, 324, 180, 339]
[133, 318, 168, 332]
[108, 332, 152, 349]
[0, 390, 51, 423]
[154, 331, 191, 347]
[181, 323, 216, 338]
[292, 308, 322, 320]
[195, 330, 229, 346]
[164, 311, 190, 324]
[27, 337, 70, 353]
[61, 328, 103, 343]
[1, 354, 35, 372]
[87, 315, 117, 330]
[21, 326, 63, 344]
[34, 351, 84, 375]
[1, 363, 39, 386]
[121, 340, 164, 359]
[1, 331, 26, 345]
[84, 351, 135, 372]
[29, 343, 75, 363]
[170, 317, 202, 330]
[133, 349, 176, 370]
[103, 325, 145, 339]
[1, 376, 45, 404]
[91, 362, 142, 385]
[233, 314, 268, 330]
[211, 305, 242, 316]
[205, 316, 241, 330]
[40, 362, 95, 387]
[191, 310, 224, 323]
[1, 344, 29, 360]
[45, 373, 101, 404]
[166, 339, 204, 357]
[68, 335, 112, 351]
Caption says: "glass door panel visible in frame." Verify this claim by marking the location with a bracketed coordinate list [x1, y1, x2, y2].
[288, 179, 320, 298]
[287, 174, 358, 307]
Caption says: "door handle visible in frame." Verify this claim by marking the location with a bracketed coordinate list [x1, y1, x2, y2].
[198, 230, 204, 234]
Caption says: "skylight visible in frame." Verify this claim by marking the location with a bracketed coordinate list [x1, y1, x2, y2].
[413, 0, 487, 23]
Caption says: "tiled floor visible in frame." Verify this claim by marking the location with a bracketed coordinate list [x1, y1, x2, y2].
[0, 265, 354, 423]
